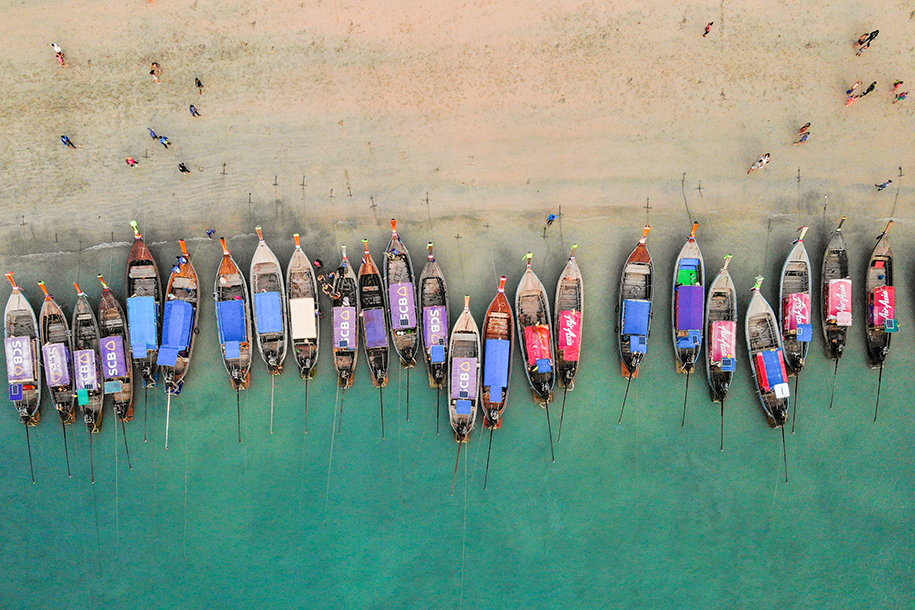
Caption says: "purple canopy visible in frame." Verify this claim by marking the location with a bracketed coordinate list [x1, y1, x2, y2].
[451, 357, 478, 399]
[363, 308, 387, 349]
[423, 306, 448, 348]
[333, 306, 357, 349]
[42, 343, 71, 386]
[100, 335, 128, 379]
[74, 349, 99, 390]
[388, 283, 417, 329]
[676, 285, 704, 331]
[5, 337, 35, 383]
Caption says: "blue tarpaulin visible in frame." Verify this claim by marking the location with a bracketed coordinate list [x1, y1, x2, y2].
[623, 299, 651, 336]
[456, 399, 473, 415]
[430, 344, 446, 364]
[797, 324, 813, 342]
[676, 285, 704, 331]
[761, 349, 786, 386]
[225, 341, 241, 360]
[157, 347, 179, 367]
[363, 308, 387, 348]
[680, 258, 701, 269]
[536, 358, 552, 373]
[128, 296, 158, 358]
[630, 335, 647, 354]
[484, 339, 510, 387]
[162, 300, 193, 351]
[255, 291, 283, 334]
[217, 300, 247, 343]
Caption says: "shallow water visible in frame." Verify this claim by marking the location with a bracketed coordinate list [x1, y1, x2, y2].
[1, 211, 913, 609]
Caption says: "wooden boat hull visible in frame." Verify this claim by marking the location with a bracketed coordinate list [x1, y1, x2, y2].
[159, 242, 199, 395]
[125, 229, 162, 387]
[331, 248, 359, 388]
[482, 279, 513, 428]
[4, 286, 41, 426]
[72, 291, 104, 433]
[671, 234, 704, 374]
[418, 244, 449, 388]
[516, 262, 555, 404]
[38, 290, 75, 424]
[286, 241, 320, 379]
[618, 229, 653, 379]
[448, 301, 481, 442]
[359, 244, 389, 387]
[704, 262, 737, 403]
[98, 285, 134, 421]
[779, 233, 812, 375]
[215, 243, 252, 391]
[250, 232, 287, 375]
[865, 227, 895, 369]
[745, 286, 790, 428]
[383, 222, 419, 367]
[821, 221, 851, 360]
[555, 250, 583, 389]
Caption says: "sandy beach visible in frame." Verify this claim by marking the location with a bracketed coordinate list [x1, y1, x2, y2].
[0, 0, 912, 257]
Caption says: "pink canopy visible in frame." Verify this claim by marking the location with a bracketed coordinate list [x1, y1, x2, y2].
[783, 293, 810, 331]
[871, 286, 896, 326]
[557, 311, 581, 361]
[710, 320, 736, 363]
[827, 279, 852, 325]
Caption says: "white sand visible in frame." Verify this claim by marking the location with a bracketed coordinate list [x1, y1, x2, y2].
[0, 0, 911, 253]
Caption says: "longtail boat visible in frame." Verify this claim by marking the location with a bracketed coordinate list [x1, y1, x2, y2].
[214, 237, 252, 442]
[481, 276, 513, 488]
[515, 253, 555, 405]
[330, 246, 359, 389]
[37, 280, 74, 427]
[250, 227, 287, 432]
[704, 255, 737, 450]
[157, 241, 198, 448]
[745, 276, 790, 481]
[778, 226, 813, 432]
[554, 244, 583, 439]
[617, 225, 653, 422]
[97, 275, 134, 423]
[821, 217, 852, 408]
[72, 283, 103, 435]
[359, 239, 390, 437]
[286, 234, 320, 380]
[5, 274, 41, 480]
[672, 223, 704, 426]
[448, 296, 481, 494]
[418, 242, 450, 431]
[865, 221, 898, 421]
[383, 219, 419, 369]
[329, 245, 359, 432]
[125, 220, 161, 388]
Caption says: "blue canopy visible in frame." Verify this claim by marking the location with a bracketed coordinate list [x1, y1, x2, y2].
[797, 324, 813, 342]
[128, 296, 158, 358]
[162, 300, 193, 351]
[456, 399, 473, 415]
[484, 339, 510, 387]
[255, 291, 283, 334]
[623, 299, 651, 336]
[217, 300, 247, 344]
[430, 344, 446, 364]
[225, 341, 241, 360]
[157, 347, 179, 367]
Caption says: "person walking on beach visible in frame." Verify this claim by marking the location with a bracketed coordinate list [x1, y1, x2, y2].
[126, 157, 138, 167]
[846, 81, 861, 95]
[206, 229, 216, 239]
[794, 133, 809, 145]
[148, 127, 158, 140]
[747, 153, 770, 174]
[703, 22, 713, 37]
[159, 136, 171, 149]
[546, 214, 558, 226]
[894, 91, 908, 103]
[150, 62, 161, 84]
[875, 180, 892, 191]
[189, 105, 201, 117]
[60, 135, 76, 148]
[797, 123, 810, 136]
[178, 163, 191, 173]
[860, 81, 877, 97]
[893, 80, 904, 92]
[50, 43, 68, 67]
[195, 78, 204, 94]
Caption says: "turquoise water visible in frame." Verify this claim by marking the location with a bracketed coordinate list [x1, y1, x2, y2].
[1, 213, 913, 609]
